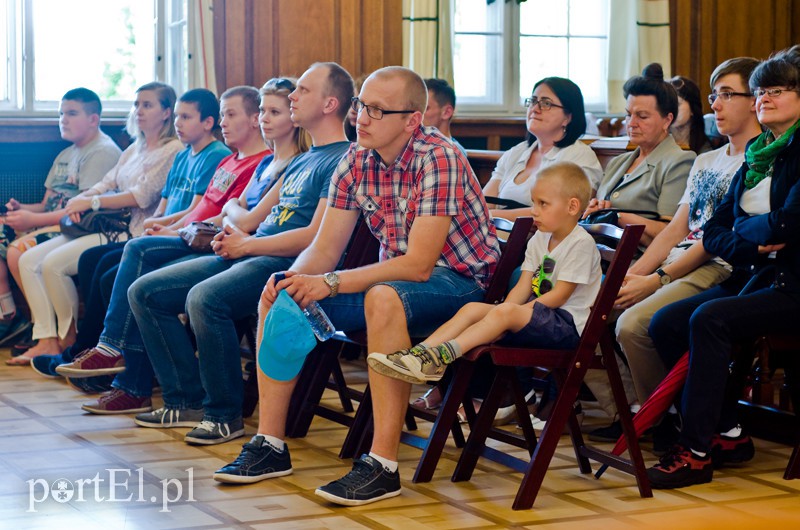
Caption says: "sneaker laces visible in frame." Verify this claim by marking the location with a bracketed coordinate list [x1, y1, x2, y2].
[410, 348, 442, 368]
[229, 439, 269, 466]
[336, 458, 378, 488]
[98, 389, 125, 404]
[655, 445, 690, 470]
[194, 420, 231, 437]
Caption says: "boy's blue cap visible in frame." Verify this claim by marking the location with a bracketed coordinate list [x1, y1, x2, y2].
[258, 290, 317, 381]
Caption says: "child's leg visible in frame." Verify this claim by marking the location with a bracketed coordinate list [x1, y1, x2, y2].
[0, 260, 15, 319]
[423, 302, 496, 346]
[450, 302, 533, 354]
[6, 245, 23, 294]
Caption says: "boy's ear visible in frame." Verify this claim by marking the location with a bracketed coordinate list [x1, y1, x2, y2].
[568, 197, 582, 215]
[202, 115, 216, 133]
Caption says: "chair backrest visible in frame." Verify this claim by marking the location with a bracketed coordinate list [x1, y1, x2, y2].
[483, 216, 535, 304]
[576, 223, 644, 355]
[340, 219, 380, 270]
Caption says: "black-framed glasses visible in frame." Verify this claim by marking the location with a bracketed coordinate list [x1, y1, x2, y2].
[754, 87, 799, 99]
[524, 96, 564, 111]
[351, 97, 415, 120]
[708, 91, 753, 104]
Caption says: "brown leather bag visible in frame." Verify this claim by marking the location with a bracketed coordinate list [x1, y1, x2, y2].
[178, 221, 221, 252]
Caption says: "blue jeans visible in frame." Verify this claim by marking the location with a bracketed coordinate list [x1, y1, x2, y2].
[317, 267, 486, 337]
[129, 253, 294, 422]
[100, 236, 199, 398]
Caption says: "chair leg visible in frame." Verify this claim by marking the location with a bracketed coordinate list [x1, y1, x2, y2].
[602, 332, 651, 498]
[413, 360, 476, 483]
[452, 367, 511, 482]
[785, 444, 800, 480]
[286, 342, 340, 438]
[330, 358, 355, 413]
[340, 385, 373, 459]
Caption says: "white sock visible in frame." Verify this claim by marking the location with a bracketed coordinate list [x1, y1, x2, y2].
[667, 404, 678, 415]
[629, 402, 641, 414]
[0, 292, 15, 319]
[368, 452, 398, 473]
[257, 433, 285, 451]
[720, 425, 742, 438]
[95, 343, 122, 358]
[690, 448, 707, 458]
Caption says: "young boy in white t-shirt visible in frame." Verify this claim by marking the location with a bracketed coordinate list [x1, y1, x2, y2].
[368, 161, 601, 384]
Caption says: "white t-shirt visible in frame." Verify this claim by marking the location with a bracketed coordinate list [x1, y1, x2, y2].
[520, 224, 601, 334]
[490, 139, 603, 206]
[740, 177, 771, 216]
[665, 144, 744, 266]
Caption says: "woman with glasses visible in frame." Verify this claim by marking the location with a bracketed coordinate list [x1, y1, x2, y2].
[483, 77, 602, 221]
[646, 46, 800, 489]
[585, 64, 696, 246]
[669, 76, 712, 154]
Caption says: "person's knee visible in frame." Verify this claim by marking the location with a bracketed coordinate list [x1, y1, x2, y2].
[489, 302, 517, 320]
[127, 276, 151, 312]
[186, 283, 218, 320]
[616, 308, 646, 346]
[365, 284, 404, 326]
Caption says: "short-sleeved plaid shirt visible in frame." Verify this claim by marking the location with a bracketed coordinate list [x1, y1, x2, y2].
[328, 126, 500, 288]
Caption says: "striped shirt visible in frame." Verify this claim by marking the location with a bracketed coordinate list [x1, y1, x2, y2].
[328, 126, 500, 288]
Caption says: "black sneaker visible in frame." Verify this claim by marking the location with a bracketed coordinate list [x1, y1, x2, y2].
[588, 420, 623, 442]
[31, 353, 66, 378]
[66, 375, 115, 394]
[315, 454, 401, 506]
[710, 432, 755, 468]
[647, 445, 713, 489]
[213, 435, 293, 484]
[184, 418, 245, 445]
[134, 406, 204, 428]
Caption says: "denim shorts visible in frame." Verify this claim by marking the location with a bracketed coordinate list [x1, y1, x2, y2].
[499, 302, 580, 350]
[317, 266, 486, 337]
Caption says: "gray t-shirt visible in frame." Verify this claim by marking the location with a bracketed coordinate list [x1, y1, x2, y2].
[255, 141, 350, 238]
[43, 131, 122, 211]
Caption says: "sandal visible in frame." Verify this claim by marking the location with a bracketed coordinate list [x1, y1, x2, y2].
[411, 386, 443, 410]
[6, 354, 34, 366]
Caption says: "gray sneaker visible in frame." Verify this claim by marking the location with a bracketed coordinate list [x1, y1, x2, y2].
[398, 347, 447, 382]
[184, 418, 245, 445]
[134, 406, 204, 428]
[367, 345, 435, 384]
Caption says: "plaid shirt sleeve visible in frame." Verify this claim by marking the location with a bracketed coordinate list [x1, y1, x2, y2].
[415, 146, 463, 217]
[327, 144, 360, 211]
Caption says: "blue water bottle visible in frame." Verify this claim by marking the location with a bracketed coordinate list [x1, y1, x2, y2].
[274, 273, 336, 341]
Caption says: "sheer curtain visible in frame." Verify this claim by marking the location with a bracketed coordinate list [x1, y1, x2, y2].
[606, 0, 671, 113]
[402, 0, 454, 84]
[190, 0, 217, 93]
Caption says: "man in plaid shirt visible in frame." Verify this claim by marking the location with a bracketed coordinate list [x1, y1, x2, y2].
[216, 66, 500, 505]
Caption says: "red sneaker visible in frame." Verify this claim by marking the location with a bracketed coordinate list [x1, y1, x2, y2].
[710, 433, 755, 468]
[646, 445, 713, 489]
[81, 389, 152, 415]
[55, 347, 125, 377]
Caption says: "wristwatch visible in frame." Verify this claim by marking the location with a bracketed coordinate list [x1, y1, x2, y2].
[323, 271, 340, 297]
[91, 195, 102, 211]
[655, 268, 672, 286]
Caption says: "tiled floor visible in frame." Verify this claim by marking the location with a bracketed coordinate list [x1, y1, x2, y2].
[1, 349, 798, 529]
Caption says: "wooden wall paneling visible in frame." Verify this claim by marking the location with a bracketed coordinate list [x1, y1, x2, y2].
[339, 0, 362, 77]
[276, 0, 337, 77]
[251, 0, 278, 84]
[223, 0, 249, 88]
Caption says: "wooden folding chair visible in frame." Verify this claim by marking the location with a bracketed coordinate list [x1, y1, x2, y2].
[338, 216, 536, 465]
[449, 223, 648, 510]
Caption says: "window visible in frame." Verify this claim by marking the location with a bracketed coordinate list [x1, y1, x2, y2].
[453, 0, 609, 114]
[1, 0, 190, 115]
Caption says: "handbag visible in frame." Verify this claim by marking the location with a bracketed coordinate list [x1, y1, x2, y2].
[59, 209, 131, 242]
[580, 208, 665, 227]
[178, 221, 221, 252]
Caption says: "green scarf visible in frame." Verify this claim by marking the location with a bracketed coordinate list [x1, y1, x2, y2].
[744, 119, 800, 189]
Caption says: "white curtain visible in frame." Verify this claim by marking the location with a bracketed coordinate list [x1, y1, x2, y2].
[402, 0, 454, 85]
[606, 0, 671, 113]
[189, 0, 217, 93]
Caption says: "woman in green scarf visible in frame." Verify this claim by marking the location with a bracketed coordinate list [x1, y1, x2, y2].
[645, 44, 800, 490]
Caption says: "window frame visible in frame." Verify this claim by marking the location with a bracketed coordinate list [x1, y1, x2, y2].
[0, 0, 191, 117]
[453, 0, 609, 116]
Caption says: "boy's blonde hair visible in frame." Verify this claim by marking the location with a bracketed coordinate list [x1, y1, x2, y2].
[536, 162, 592, 211]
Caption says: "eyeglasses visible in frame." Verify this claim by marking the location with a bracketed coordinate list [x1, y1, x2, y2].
[533, 255, 556, 296]
[708, 91, 753, 104]
[524, 97, 564, 111]
[754, 87, 799, 99]
[351, 97, 415, 120]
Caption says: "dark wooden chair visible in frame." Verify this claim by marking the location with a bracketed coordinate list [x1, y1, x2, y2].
[337, 216, 536, 466]
[448, 223, 647, 510]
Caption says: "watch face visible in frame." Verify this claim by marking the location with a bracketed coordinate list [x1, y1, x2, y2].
[660, 275, 671, 285]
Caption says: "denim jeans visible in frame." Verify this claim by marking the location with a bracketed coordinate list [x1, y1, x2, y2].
[129, 253, 294, 422]
[99, 236, 200, 398]
[649, 284, 800, 452]
[317, 267, 486, 337]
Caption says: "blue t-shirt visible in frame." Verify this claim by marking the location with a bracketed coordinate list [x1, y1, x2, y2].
[246, 154, 279, 209]
[161, 141, 232, 216]
[255, 141, 350, 238]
